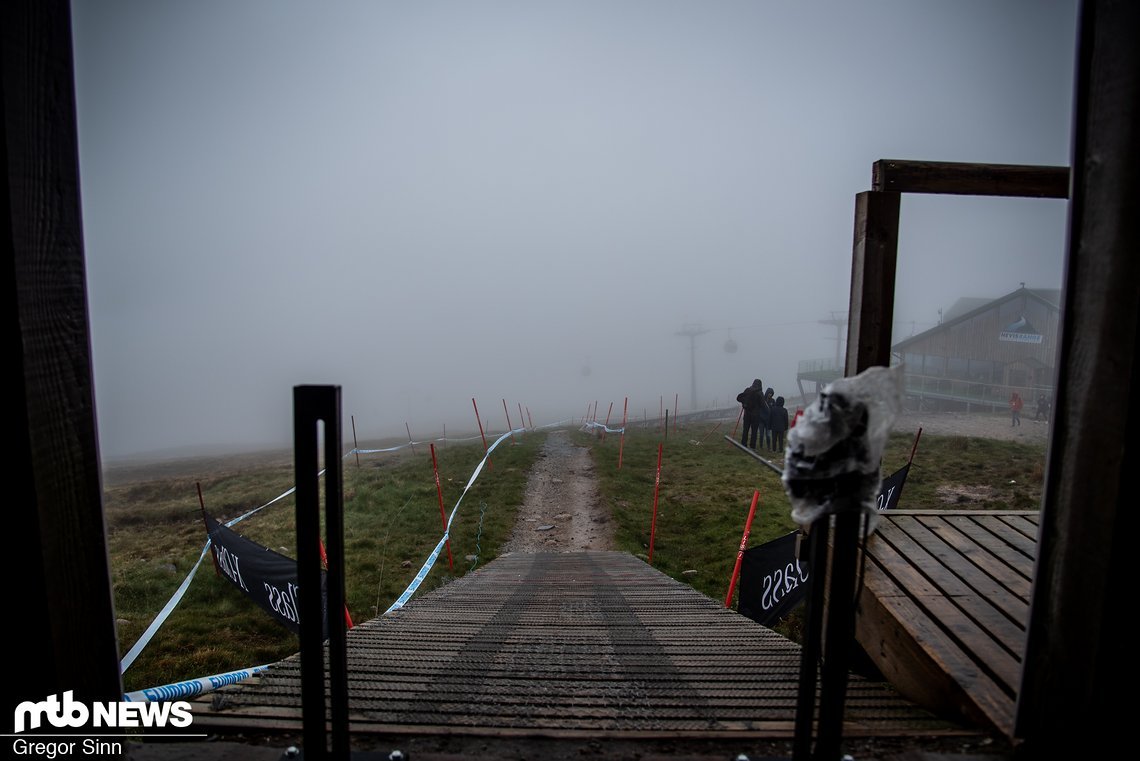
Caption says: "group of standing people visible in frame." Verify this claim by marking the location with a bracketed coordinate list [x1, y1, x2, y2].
[736, 378, 790, 454]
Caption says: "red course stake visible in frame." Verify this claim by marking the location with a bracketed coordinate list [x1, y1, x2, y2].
[909, 427, 924, 465]
[731, 406, 743, 439]
[351, 415, 360, 468]
[318, 539, 355, 629]
[502, 398, 515, 441]
[472, 398, 492, 470]
[648, 443, 663, 566]
[725, 490, 760, 608]
[618, 396, 628, 469]
[430, 443, 455, 572]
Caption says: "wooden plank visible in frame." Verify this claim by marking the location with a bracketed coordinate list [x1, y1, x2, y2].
[886, 510, 1038, 517]
[890, 516, 1029, 630]
[993, 514, 1040, 545]
[856, 572, 1014, 736]
[872, 160, 1069, 198]
[940, 515, 1035, 585]
[846, 190, 900, 374]
[912, 510, 1039, 606]
[982, 515, 1038, 559]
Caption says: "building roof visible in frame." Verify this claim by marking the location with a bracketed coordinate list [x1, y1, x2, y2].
[893, 286, 1061, 353]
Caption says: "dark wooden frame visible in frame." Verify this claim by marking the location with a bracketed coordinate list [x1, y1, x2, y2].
[4, 0, 122, 710]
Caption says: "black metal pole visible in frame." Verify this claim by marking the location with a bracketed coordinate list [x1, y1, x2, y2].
[294, 385, 349, 760]
[814, 508, 862, 760]
[792, 518, 830, 761]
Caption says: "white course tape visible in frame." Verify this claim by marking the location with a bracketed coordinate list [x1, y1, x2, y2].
[124, 663, 272, 703]
[384, 427, 521, 614]
[352, 431, 509, 455]
[582, 421, 626, 434]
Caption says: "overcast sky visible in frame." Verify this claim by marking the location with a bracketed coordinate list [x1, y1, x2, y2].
[70, 0, 1078, 459]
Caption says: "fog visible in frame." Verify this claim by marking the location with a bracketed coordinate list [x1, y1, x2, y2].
[70, 1, 1077, 459]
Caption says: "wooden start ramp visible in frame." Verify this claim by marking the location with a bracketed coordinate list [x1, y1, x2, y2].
[192, 551, 964, 739]
[856, 511, 1038, 737]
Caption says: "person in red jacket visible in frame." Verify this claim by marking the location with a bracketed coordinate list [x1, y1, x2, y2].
[1009, 391, 1024, 427]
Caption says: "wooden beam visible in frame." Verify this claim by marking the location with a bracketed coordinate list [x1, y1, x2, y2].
[845, 190, 900, 374]
[1015, 1, 1140, 758]
[872, 160, 1069, 198]
[3, 0, 122, 706]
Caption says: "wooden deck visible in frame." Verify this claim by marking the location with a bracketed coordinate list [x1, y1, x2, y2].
[192, 551, 970, 739]
[856, 510, 1038, 737]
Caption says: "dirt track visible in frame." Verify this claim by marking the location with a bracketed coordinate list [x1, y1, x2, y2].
[500, 430, 613, 553]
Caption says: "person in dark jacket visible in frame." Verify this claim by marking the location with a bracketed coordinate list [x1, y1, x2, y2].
[769, 396, 790, 453]
[736, 378, 766, 449]
[762, 387, 775, 449]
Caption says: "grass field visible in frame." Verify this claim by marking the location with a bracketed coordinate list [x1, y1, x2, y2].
[107, 417, 1047, 693]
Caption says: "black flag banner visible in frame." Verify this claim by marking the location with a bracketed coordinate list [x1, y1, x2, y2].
[738, 532, 809, 626]
[875, 463, 910, 511]
[204, 512, 327, 638]
[738, 465, 911, 626]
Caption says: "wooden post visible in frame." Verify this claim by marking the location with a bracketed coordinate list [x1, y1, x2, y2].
[517, 402, 526, 436]
[525, 405, 533, 430]
[845, 191, 901, 374]
[1016, 3, 1139, 757]
[603, 401, 613, 442]
[5, 0, 122, 709]
[673, 393, 679, 432]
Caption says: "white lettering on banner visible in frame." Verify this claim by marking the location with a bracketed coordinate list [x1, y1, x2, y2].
[12, 691, 192, 734]
[264, 581, 301, 624]
[214, 546, 248, 591]
[876, 484, 898, 511]
[760, 560, 810, 610]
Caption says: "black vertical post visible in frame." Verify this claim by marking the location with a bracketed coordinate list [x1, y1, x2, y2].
[792, 521, 830, 761]
[813, 508, 861, 759]
[1016, 2, 1139, 758]
[294, 385, 349, 760]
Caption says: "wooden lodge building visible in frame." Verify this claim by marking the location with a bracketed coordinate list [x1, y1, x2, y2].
[891, 286, 1061, 412]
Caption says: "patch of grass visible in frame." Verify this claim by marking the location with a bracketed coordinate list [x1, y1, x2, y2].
[109, 433, 544, 692]
[880, 430, 1047, 511]
[578, 425, 795, 606]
